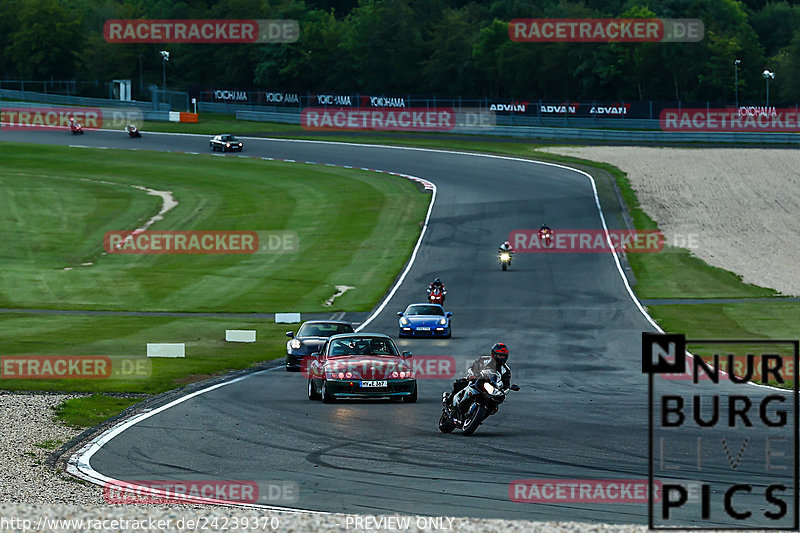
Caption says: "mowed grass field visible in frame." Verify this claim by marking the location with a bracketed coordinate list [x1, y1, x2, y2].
[0, 143, 428, 312]
[0, 143, 429, 412]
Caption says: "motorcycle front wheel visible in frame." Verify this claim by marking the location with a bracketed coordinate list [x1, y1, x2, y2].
[438, 411, 455, 433]
[501, 262, 507, 271]
[462, 404, 486, 436]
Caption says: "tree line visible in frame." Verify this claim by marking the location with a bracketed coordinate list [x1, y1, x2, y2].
[1, 0, 799, 103]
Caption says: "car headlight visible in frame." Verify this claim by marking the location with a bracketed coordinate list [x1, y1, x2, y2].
[400, 317, 409, 325]
[439, 317, 447, 325]
[290, 339, 302, 350]
[483, 382, 496, 395]
[226, 143, 231, 147]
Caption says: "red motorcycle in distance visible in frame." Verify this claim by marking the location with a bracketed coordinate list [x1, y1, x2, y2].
[68, 122, 84, 135]
[539, 227, 553, 247]
[427, 287, 446, 305]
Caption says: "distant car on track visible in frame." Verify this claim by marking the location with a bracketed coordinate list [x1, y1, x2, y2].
[397, 303, 452, 338]
[210, 134, 242, 152]
[285, 320, 355, 371]
[306, 333, 417, 403]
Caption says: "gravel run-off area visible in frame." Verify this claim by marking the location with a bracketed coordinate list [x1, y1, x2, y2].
[541, 146, 800, 296]
[4, 146, 798, 531]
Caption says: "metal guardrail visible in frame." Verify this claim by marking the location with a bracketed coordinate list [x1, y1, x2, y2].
[467, 126, 800, 143]
[199, 101, 300, 114]
[0, 89, 168, 112]
[236, 108, 661, 129]
[237, 110, 302, 124]
[235, 109, 800, 143]
[498, 115, 660, 129]
[143, 111, 171, 121]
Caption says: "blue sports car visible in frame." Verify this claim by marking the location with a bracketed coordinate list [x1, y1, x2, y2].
[397, 303, 452, 338]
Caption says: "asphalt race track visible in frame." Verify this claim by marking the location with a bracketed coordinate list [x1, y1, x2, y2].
[2, 129, 795, 527]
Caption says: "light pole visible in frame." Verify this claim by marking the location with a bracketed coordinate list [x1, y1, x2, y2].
[734, 59, 741, 107]
[763, 69, 774, 107]
[159, 50, 169, 91]
[138, 54, 143, 97]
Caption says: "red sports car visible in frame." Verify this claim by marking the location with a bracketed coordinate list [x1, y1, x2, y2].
[306, 333, 417, 403]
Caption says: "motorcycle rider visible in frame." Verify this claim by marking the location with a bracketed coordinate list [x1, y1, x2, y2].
[427, 278, 446, 295]
[498, 241, 514, 264]
[538, 224, 553, 239]
[445, 343, 511, 409]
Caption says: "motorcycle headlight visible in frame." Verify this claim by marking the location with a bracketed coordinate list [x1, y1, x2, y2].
[439, 317, 447, 325]
[400, 317, 409, 325]
[500, 253, 510, 261]
[483, 382, 496, 395]
[290, 339, 302, 350]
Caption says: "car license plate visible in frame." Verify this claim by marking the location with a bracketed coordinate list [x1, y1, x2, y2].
[417, 327, 430, 331]
[361, 381, 387, 388]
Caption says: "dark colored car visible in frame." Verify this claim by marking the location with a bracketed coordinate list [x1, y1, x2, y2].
[306, 333, 417, 403]
[397, 303, 452, 338]
[210, 134, 243, 152]
[285, 321, 354, 371]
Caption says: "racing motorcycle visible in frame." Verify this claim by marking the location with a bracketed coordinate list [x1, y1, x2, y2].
[539, 227, 553, 247]
[427, 287, 446, 305]
[499, 250, 512, 271]
[69, 122, 84, 135]
[126, 124, 141, 138]
[439, 371, 520, 436]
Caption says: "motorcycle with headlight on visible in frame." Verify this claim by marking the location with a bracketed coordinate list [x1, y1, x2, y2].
[499, 250, 512, 271]
[439, 370, 520, 436]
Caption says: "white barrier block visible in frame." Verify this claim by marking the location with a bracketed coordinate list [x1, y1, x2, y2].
[147, 343, 185, 358]
[168, 111, 181, 122]
[275, 313, 301, 323]
[226, 329, 256, 343]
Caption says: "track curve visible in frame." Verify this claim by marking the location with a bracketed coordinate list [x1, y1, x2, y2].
[1, 129, 793, 526]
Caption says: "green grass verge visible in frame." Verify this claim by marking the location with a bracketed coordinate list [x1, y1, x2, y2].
[143, 113, 303, 135]
[54, 395, 142, 428]
[0, 314, 291, 393]
[648, 302, 799, 388]
[649, 301, 800, 340]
